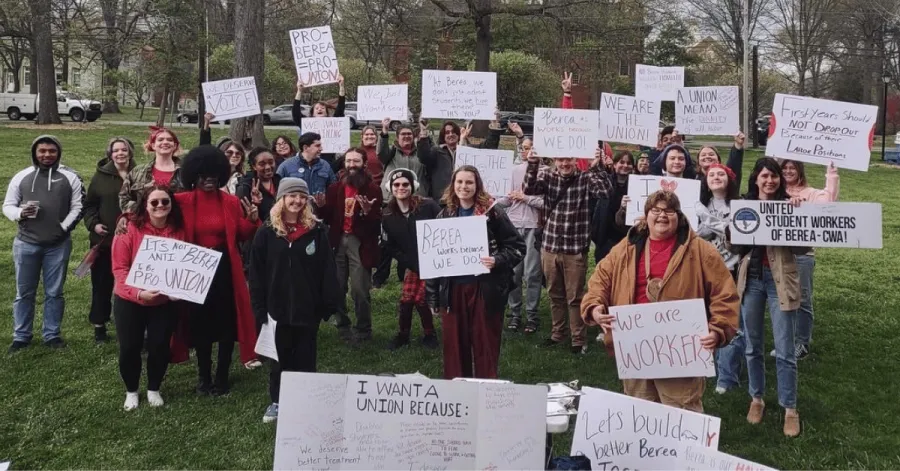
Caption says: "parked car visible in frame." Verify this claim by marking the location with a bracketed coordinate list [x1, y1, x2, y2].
[176, 110, 229, 124]
[0, 90, 102, 122]
[343, 101, 413, 130]
[263, 104, 295, 125]
[756, 116, 770, 145]
[498, 112, 534, 135]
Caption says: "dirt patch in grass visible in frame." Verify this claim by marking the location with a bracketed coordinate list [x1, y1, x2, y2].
[5, 123, 107, 131]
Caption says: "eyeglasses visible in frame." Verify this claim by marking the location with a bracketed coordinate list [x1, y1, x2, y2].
[392, 182, 410, 188]
[275, 142, 289, 147]
[399, 132, 414, 137]
[149, 198, 171, 208]
[649, 207, 676, 216]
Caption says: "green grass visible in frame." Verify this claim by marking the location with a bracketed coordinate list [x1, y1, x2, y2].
[0, 123, 898, 469]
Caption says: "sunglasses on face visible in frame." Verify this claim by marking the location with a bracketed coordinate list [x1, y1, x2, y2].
[149, 198, 171, 208]
[392, 182, 410, 188]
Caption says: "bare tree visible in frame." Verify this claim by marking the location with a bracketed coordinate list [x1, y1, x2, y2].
[684, 0, 771, 65]
[770, 0, 837, 96]
[27, 0, 61, 123]
[230, 0, 267, 147]
[0, 0, 32, 93]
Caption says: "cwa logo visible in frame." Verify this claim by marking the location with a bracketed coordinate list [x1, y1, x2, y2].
[733, 207, 761, 234]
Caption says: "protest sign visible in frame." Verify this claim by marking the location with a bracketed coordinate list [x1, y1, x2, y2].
[610, 299, 714, 380]
[455, 146, 514, 196]
[416, 216, 490, 280]
[533, 107, 601, 158]
[301, 117, 351, 153]
[421, 70, 497, 120]
[599, 93, 660, 148]
[571, 387, 720, 471]
[675, 86, 740, 136]
[766, 93, 877, 171]
[636, 64, 685, 102]
[274, 372, 546, 470]
[678, 446, 777, 471]
[730, 200, 882, 249]
[356, 84, 408, 121]
[201, 77, 260, 121]
[125, 236, 222, 304]
[254, 315, 278, 361]
[289, 26, 339, 86]
[625, 175, 701, 230]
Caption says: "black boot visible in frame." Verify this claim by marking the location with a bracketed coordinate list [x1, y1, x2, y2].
[387, 333, 410, 351]
[94, 325, 108, 344]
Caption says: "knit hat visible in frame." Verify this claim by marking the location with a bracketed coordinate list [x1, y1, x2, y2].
[384, 167, 419, 193]
[276, 177, 310, 201]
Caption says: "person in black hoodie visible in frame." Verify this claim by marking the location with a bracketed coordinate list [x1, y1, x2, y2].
[83, 137, 135, 343]
[590, 150, 634, 265]
[249, 177, 339, 424]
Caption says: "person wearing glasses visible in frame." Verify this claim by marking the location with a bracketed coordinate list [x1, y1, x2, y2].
[270, 136, 296, 168]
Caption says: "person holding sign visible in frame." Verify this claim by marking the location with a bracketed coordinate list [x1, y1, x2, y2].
[292, 76, 346, 171]
[581, 191, 739, 412]
[249, 178, 340, 424]
[378, 120, 428, 202]
[426, 166, 525, 379]
[648, 127, 696, 178]
[111, 185, 185, 410]
[119, 127, 184, 219]
[696, 132, 746, 186]
[418, 114, 503, 201]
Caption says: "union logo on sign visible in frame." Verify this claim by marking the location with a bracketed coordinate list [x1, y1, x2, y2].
[733, 207, 761, 234]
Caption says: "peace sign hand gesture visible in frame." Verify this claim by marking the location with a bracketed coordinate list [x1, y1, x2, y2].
[241, 197, 259, 222]
[460, 123, 473, 142]
[250, 178, 263, 206]
[561, 72, 573, 93]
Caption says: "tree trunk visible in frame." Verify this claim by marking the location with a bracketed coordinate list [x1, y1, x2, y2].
[471, 10, 492, 138]
[197, 46, 206, 130]
[28, 44, 38, 94]
[101, 57, 123, 114]
[231, 0, 267, 148]
[29, 0, 61, 124]
[156, 85, 169, 127]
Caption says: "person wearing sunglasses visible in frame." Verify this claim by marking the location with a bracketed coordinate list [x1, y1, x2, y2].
[222, 142, 245, 195]
[581, 190, 739, 413]
[110, 185, 185, 410]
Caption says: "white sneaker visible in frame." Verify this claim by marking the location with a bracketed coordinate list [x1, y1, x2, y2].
[715, 386, 727, 395]
[124, 392, 139, 411]
[147, 390, 164, 407]
[244, 359, 263, 370]
[769, 349, 776, 358]
[263, 403, 279, 423]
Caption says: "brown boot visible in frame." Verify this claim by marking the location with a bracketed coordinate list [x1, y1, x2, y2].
[747, 400, 765, 424]
[784, 410, 801, 437]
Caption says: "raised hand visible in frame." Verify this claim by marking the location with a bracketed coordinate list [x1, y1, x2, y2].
[525, 148, 539, 164]
[381, 117, 391, 135]
[203, 112, 215, 130]
[561, 72, 573, 93]
[734, 131, 746, 149]
[460, 123, 473, 142]
[508, 121, 523, 137]
[250, 178, 263, 205]
[241, 197, 259, 222]
[355, 195, 377, 214]
[337, 73, 345, 96]
[296, 79, 305, 93]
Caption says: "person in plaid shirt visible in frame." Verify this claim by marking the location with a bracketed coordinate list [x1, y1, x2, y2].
[523, 147, 612, 354]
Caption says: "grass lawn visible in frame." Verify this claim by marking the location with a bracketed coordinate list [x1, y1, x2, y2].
[0, 123, 898, 469]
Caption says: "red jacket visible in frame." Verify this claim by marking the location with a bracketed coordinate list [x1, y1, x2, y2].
[320, 179, 382, 269]
[111, 221, 186, 305]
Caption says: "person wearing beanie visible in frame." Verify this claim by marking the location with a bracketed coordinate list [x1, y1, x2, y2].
[381, 168, 442, 350]
[3, 135, 84, 353]
[249, 177, 340, 423]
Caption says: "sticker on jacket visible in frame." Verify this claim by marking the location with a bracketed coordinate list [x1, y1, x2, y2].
[306, 240, 316, 255]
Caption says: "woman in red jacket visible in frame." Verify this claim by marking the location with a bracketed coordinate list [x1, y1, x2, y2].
[176, 145, 261, 396]
[111, 185, 186, 411]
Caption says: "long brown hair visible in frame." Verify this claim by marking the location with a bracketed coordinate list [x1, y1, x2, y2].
[130, 185, 183, 230]
[441, 165, 492, 214]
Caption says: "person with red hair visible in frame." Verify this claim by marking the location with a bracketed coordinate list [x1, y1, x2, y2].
[118, 127, 184, 225]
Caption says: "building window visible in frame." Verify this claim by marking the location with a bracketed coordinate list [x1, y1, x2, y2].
[618, 60, 630, 77]
[73, 50, 82, 59]
[72, 68, 81, 87]
[56, 71, 64, 85]
[23, 66, 31, 85]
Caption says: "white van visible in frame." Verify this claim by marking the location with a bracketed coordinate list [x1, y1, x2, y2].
[0, 90, 103, 122]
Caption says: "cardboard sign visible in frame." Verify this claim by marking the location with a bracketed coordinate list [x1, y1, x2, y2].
[636, 65, 685, 102]
[766, 93, 877, 171]
[675, 86, 740, 136]
[289, 26, 339, 86]
[729, 200, 882, 249]
[416, 216, 490, 280]
[610, 299, 714, 379]
[201, 76, 260, 121]
[421, 70, 497, 120]
[678, 446, 777, 471]
[455, 146, 514, 196]
[357, 84, 408, 121]
[570, 387, 721, 471]
[625, 175, 701, 230]
[273, 372, 546, 470]
[599, 93, 660, 147]
[301, 117, 351, 153]
[125, 236, 222, 304]
[533, 107, 601, 158]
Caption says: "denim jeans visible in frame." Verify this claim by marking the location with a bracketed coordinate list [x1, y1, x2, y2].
[507, 228, 542, 326]
[793, 254, 815, 346]
[715, 315, 745, 390]
[742, 268, 798, 409]
[12, 237, 73, 342]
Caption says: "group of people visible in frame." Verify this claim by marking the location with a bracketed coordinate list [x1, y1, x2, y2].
[2, 74, 840, 437]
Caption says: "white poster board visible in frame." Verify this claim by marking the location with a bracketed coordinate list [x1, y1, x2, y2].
[125, 236, 222, 304]
[675, 86, 740, 136]
[356, 84, 409, 121]
[570, 387, 721, 471]
[730, 200, 882, 249]
[421, 70, 497, 120]
[274, 372, 546, 470]
[636, 64, 685, 102]
[201, 76, 261, 121]
[533, 107, 600, 158]
[678, 446, 777, 471]
[610, 299, 714, 379]
[254, 315, 278, 361]
[301, 117, 351, 153]
[766, 93, 877, 171]
[599, 93, 660, 147]
[416, 216, 490, 280]
[455, 146, 514, 196]
[625, 175, 702, 230]
[289, 26, 339, 86]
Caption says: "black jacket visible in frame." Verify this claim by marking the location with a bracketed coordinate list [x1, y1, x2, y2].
[417, 129, 503, 201]
[382, 198, 442, 273]
[425, 205, 525, 313]
[235, 172, 281, 223]
[84, 157, 133, 248]
[590, 175, 628, 249]
[248, 222, 340, 327]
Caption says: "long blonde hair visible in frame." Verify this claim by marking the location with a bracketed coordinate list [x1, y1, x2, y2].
[268, 198, 318, 237]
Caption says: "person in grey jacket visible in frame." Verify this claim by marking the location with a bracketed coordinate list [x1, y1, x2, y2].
[3, 135, 84, 353]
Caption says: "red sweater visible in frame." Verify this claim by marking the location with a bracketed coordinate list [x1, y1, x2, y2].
[111, 221, 186, 305]
[193, 189, 227, 248]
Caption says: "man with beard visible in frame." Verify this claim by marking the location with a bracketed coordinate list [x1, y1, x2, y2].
[320, 147, 383, 343]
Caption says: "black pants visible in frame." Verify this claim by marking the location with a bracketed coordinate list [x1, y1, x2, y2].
[269, 323, 319, 403]
[373, 244, 407, 285]
[114, 296, 178, 392]
[89, 247, 114, 326]
[190, 250, 237, 383]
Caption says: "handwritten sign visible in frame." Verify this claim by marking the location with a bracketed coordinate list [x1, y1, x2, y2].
[125, 236, 222, 304]
[730, 200, 882, 249]
[625, 175, 701, 230]
[301, 117, 351, 153]
[289, 26, 339, 86]
[455, 146, 514, 196]
[416, 216, 490, 280]
[599, 93, 660, 147]
[675, 86, 740, 136]
[201, 76, 260, 121]
[532, 107, 600, 158]
[273, 372, 546, 470]
[678, 446, 777, 471]
[766, 93, 877, 171]
[636, 64, 685, 102]
[610, 299, 714, 379]
[421, 70, 497, 120]
[357, 84, 408, 121]
[571, 387, 720, 471]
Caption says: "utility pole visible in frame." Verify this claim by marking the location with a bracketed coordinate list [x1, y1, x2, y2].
[197, 5, 208, 129]
[752, 45, 759, 148]
[742, 0, 750, 138]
